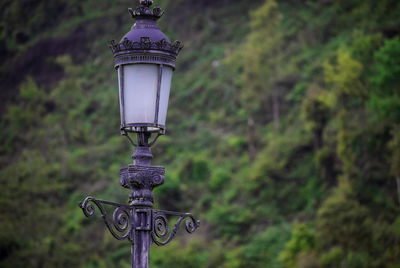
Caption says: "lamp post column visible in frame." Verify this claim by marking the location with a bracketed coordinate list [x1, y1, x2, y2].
[132, 148, 152, 268]
[132, 146, 152, 268]
[80, 139, 199, 267]
[120, 135, 165, 268]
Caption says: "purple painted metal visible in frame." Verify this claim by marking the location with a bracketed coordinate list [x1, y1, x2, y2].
[128, 144, 161, 268]
[109, 19, 183, 69]
[79, 2, 199, 268]
[80, 139, 200, 267]
[109, 1, 183, 134]
[119, 137, 199, 268]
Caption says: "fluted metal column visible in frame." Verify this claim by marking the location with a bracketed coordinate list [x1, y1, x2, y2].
[129, 144, 158, 268]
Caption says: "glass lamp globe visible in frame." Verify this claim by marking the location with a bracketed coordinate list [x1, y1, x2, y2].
[110, 1, 183, 135]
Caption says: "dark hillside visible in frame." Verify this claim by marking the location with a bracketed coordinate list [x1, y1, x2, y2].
[1, 0, 400, 267]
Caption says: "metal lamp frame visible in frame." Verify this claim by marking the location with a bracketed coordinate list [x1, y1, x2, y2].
[79, 1, 199, 268]
[109, 2, 183, 135]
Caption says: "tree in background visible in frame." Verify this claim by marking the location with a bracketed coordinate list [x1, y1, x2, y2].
[235, 0, 284, 129]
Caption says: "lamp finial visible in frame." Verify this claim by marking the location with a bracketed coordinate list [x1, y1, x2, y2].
[139, 0, 153, 7]
[128, 0, 163, 20]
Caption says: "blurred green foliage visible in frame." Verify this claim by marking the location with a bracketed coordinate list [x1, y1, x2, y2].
[1, 0, 400, 267]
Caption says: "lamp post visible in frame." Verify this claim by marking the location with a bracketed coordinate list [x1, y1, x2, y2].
[79, 1, 200, 267]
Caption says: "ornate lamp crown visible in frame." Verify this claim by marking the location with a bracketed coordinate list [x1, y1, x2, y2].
[109, 38, 183, 57]
[109, 0, 183, 69]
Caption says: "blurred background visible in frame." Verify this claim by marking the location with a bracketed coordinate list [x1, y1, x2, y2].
[1, 0, 400, 267]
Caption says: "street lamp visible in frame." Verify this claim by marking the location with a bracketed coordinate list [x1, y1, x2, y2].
[79, 1, 199, 267]
[111, 0, 183, 136]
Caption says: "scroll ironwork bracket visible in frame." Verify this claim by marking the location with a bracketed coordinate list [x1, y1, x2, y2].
[79, 142, 200, 267]
[151, 209, 201, 246]
[79, 196, 200, 247]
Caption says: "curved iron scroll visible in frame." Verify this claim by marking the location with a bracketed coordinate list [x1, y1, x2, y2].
[79, 196, 133, 243]
[151, 209, 200, 246]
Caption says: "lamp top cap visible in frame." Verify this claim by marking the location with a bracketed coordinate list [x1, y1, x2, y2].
[109, 0, 184, 69]
[129, 0, 164, 21]
[140, 0, 153, 7]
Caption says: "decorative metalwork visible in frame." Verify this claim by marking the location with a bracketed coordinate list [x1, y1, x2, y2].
[79, 143, 200, 268]
[128, 0, 164, 21]
[109, 0, 184, 71]
[120, 164, 165, 206]
[79, 197, 200, 247]
[151, 210, 200, 246]
[109, 38, 183, 55]
[79, 1, 199, 267]
[109, 0, 184, 135]
[79, 197, 133, 243]
[114, 52, 176, 71]
[140, 0, 153, 6]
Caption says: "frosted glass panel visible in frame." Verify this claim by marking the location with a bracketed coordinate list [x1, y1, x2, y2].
[123, 64, 158, 124]
[157, 66, 173, 126]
